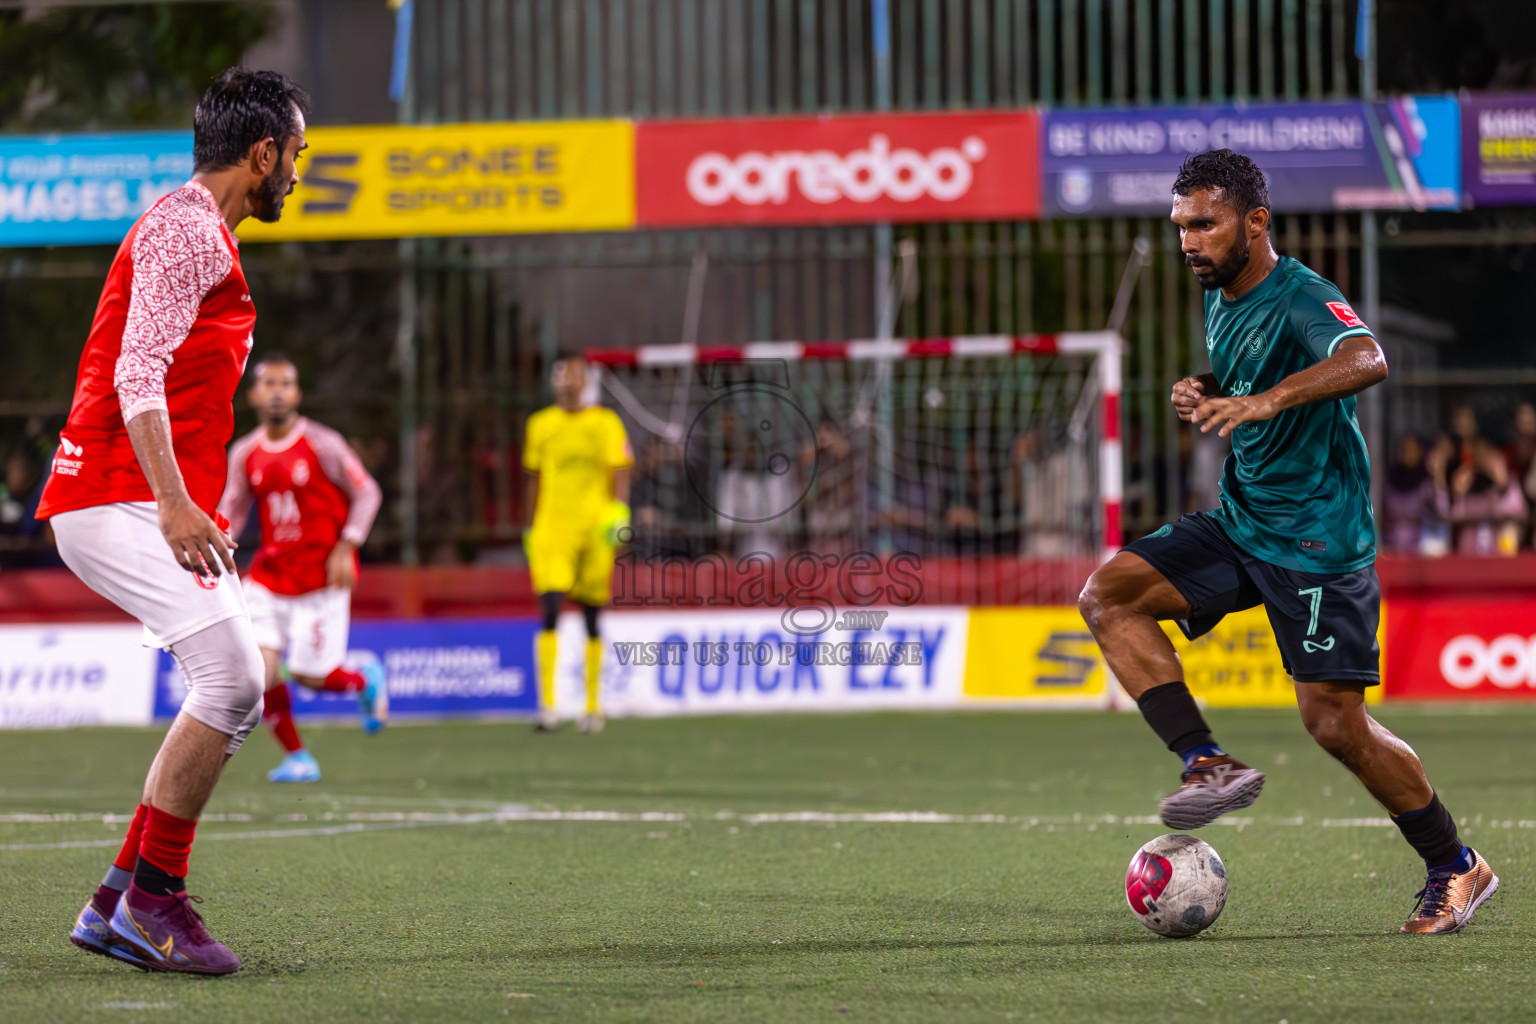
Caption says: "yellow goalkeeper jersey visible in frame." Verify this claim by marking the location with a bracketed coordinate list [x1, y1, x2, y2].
[523, 405, 633, 537]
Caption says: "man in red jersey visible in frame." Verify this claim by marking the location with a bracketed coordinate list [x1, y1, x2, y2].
[219, 352, 386, 784]
[38, 68, 309, 976]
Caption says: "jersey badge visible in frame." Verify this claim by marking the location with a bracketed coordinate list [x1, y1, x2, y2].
[1242, 327, 1269, 361]
[1325, 302, 1364, 328]
[292, 459, 311, 486]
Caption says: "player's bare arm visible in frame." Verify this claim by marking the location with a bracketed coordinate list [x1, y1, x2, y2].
[613, 467, 631, 504]
[125, 410, 236, 576]
[326, 539, 359, 589]
[1192, 335, 1387, 438]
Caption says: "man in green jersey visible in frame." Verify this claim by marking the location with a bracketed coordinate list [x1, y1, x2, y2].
[1079, 150, 1497, 935]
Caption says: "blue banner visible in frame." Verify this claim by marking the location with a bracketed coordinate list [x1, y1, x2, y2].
[154, 617, 540, 721]
[1042, 98, 1459, 218]
[0, 132, 194, 247]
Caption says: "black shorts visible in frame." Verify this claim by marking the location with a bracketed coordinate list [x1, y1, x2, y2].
[1124, 511, 1380, 685]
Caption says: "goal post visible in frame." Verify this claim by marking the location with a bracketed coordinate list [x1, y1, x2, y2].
[587, 331, 1124, 573]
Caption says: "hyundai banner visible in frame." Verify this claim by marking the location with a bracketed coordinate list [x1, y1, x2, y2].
[0, 132, 194, 247]
[1461, 93, 1536, 208]
[154, 618, 539, 721]
[1043, 98, 1459, 218]
[635, 112, 1041, 227]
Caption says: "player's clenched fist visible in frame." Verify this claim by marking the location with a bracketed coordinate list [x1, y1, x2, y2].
[1171, 373, 1218, 422]
[159, 494, 236, 577]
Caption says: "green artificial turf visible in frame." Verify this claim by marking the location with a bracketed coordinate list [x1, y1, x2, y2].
[1, 708, 1533, 1023]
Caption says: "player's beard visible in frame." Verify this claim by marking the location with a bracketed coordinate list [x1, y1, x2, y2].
[1188, 234, 1251, 291]
[251, 162, 292, 224]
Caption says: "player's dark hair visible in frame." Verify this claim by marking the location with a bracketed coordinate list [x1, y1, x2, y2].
[253, 351, 296, 377]
[193, 68, 310, 173]
[1171, 149, 1271, 218]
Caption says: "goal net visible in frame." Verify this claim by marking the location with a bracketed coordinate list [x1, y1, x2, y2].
[585, 333, 1122, 605]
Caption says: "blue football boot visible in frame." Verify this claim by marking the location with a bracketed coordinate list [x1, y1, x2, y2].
[267, 749, 321, 783]
[70, 893, 152, 970]
[359, 661, 388, 734]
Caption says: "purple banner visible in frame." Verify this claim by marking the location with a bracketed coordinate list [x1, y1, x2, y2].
[1043, 99, 1459, 218]
[1461, 93, 1536, 208]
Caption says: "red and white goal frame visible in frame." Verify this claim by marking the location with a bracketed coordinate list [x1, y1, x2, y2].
[587, 330, 1125, 561]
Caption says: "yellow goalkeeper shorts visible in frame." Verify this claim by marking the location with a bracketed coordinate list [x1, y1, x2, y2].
[525, 528, 617, 605]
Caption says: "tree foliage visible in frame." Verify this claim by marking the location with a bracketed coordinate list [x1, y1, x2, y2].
[0, 2, 275, 132]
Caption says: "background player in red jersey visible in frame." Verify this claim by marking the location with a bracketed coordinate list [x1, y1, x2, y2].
[37, 68, 309, 975]
[219, 352, 385, 783]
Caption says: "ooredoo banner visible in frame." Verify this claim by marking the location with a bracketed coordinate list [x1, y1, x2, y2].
[1385, 597, 1536, 700]
[1461, 93, 1536, 207]
[635, 112, 1041, 227]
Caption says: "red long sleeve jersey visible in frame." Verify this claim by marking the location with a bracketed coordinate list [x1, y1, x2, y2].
[37, 182, 254, 520]
[219, 418, 383, 596]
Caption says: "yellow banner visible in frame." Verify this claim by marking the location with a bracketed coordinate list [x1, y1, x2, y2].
[962, 605, 1385, 708]
[240, 121, 635, 242]
[963, 607, 1109, 705]
[1165, 605, 1384, 707]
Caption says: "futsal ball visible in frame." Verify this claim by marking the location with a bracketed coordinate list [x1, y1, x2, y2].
[1124, 834, 1228, 937]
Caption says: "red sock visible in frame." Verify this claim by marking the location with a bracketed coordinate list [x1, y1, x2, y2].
[319, 666, 366, 693]
[263, 682, 305, 753]
[138, 806, 197, 879]
[114, 803, 149, 873]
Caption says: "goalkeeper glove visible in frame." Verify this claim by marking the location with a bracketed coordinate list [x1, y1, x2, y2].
[600, 500, 632, 548]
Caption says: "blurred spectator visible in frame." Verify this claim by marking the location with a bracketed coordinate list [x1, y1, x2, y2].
[867, 455, 942, 554]
[1012, 425, 1086, 557]
[716, 433, 797, 561]
[0, 446, 51, 569]
[1448, 403, 1481, 472]
[800, 418, 860, 557]
[1505, 402, 1536, 484]
[632, 439, 704, 560]
[1435, 435, 1527, 556]
[1382, 435, 1444, 555]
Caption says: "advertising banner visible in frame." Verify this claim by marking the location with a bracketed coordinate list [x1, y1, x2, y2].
[1461, 93, 1536, 207]
[962, 607, 1109, 706]
[240, 121, 635, 242]
[635, 111, 1040, 228]
[551, 607, 968, 717]
[1163, 605, 1383, 707]
[155, 618, 539, 720]
[0, 624, 157, 728]
[1385, 597, 1536, 700]
[1043, 97, 1459, 217]
[0, 132, 193, 247]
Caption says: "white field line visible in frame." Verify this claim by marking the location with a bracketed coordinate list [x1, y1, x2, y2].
[6, 807, 1535, 853]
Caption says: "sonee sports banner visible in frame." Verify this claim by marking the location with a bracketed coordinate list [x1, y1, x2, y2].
[241, 121, 636, 241]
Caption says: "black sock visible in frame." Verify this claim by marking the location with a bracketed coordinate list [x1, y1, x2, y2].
[1392, 793, 1465, 869]
[133, 856, 185, 897]
[1136, 682, 1216, 758]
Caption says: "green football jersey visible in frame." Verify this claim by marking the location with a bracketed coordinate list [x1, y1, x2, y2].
[1202, 256, 1377, 573]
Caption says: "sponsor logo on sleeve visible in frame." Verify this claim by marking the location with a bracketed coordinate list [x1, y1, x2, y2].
[54, 436, 85, 476]
[1325, 301, 1364, 328]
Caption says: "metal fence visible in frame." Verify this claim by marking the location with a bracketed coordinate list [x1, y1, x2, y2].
[0, 0, 1378, 569]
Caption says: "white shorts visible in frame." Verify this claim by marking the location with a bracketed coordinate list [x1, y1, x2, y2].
[51, 501, 250, 648]
[245, 579, 352, 679]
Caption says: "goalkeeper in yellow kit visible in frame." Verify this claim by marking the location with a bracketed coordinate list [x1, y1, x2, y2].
[523, 357, 633, 733]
